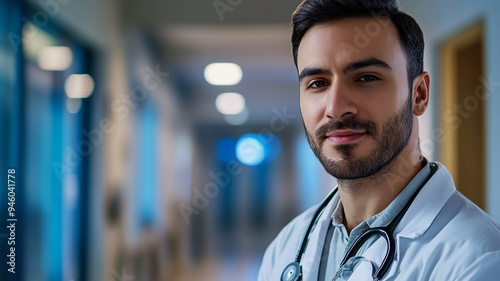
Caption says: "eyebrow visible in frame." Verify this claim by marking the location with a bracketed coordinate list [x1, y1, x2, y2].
[298, 68, 332, 83]
[298, 57, 392, 83]
[342, 57, 392, 74]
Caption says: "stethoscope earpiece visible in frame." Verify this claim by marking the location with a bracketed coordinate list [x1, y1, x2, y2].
[281, 262, 301, 281]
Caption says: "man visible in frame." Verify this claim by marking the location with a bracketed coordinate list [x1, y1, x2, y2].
[258, 0, 500, 280]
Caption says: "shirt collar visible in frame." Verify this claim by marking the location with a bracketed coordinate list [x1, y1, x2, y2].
[367, 160, 433, 228]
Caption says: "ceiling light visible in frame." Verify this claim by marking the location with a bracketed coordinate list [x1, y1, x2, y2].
[65, 74, 95, 99]
[204, 62, 242, 85]
[215, 92, 245, 115]
[38, 46, 73, 71]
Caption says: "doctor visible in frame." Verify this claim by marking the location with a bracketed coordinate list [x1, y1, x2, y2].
[258, 0, 500, 280]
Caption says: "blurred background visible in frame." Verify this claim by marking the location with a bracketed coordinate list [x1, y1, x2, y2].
[1, 0, 500, 280]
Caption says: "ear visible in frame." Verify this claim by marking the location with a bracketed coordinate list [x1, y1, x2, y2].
[412, 72, 430, 116]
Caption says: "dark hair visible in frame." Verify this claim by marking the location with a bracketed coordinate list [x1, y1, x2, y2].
[291, 0, 424, 86]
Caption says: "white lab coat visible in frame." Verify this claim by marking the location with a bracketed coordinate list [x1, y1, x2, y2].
[258, 164, 500, 281]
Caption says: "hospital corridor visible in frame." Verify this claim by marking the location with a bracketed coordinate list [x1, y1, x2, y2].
[1, 0, 500, 280]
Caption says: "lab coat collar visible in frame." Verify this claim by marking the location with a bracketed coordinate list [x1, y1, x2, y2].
[394, 163, 456, 239]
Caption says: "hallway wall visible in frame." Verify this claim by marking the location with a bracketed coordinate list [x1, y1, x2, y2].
[401, 0, 500, 221]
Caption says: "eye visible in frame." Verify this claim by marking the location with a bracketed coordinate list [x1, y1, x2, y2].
[306, 80, 328, 89]
[357, 75, 380, 82]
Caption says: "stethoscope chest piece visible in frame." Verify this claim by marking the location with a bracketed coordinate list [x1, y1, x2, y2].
[281, 262, 301, 281]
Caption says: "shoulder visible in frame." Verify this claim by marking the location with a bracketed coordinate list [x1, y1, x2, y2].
[440, 191, 500, 248]
[452, 250, 500, 281]
[397, 190, 500, 280]
[422, 190, 500, 264]
[423, 163, 500, 246]
[393, 164, 500, 280]
[257, 203, 320, 281]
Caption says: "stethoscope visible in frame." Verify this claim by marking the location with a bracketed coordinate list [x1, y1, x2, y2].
[281, 162, 438, 281]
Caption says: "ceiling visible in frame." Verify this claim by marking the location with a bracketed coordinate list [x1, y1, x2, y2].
[121, 0, 302, 26]
[120, 0, 304, 127]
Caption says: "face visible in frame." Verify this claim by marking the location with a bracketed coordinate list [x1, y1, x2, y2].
[297, 17, 414, 180]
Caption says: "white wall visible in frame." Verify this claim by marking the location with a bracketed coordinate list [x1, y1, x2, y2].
[402, 0, 500, 221]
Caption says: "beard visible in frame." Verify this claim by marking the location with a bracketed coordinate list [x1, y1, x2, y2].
[305, 96, 413, 180]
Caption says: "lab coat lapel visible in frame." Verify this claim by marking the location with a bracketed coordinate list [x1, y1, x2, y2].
[382, 163, 456, 280]
[301, 193, 340, 281]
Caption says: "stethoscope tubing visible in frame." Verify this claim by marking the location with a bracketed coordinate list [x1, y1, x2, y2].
[295, 188, 338, 263]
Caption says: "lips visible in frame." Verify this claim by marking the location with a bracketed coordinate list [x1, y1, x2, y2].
[326, 130, 367, 144]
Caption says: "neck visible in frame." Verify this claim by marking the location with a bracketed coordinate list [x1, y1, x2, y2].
[338, 149, 424, 234]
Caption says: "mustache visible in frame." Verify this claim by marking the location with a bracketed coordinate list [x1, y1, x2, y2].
[315, 117, 378, 140]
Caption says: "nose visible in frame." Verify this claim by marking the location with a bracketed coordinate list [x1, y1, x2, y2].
[324, 79, 358, 119]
